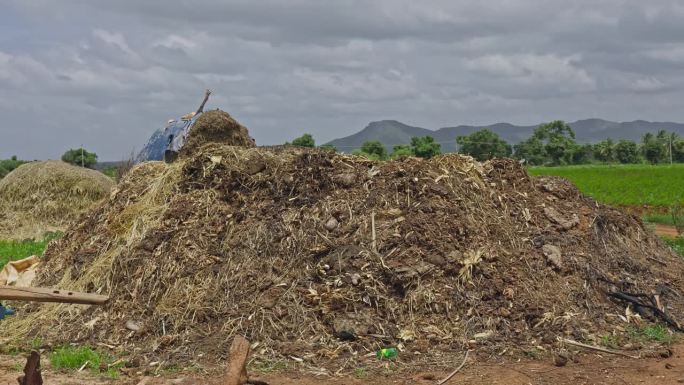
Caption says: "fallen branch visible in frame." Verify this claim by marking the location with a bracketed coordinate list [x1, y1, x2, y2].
[647, 256, 667, 266]
[609, 291, 683, 331]
[437, 350, 469, 385]
[371, 211, 377, 252]
[558, 338, 639, 359]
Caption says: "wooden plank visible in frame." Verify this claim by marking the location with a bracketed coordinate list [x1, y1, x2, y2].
[0, 286, 108, 305]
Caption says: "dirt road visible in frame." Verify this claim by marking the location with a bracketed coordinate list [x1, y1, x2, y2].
[656, 223, 680, 238]
[2, 346, 684, 385]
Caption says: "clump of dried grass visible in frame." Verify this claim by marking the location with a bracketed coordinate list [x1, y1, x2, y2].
[0, 160, 114, 240]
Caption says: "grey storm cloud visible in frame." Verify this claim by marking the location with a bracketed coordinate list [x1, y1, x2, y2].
[2, 0, 684, 160]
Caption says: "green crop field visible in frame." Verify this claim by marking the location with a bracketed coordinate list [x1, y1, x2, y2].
[0, 232, 62, 270]
[528, 164, 684, 207]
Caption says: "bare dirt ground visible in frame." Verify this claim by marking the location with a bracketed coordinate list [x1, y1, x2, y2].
[656, 224, 680, 238]
[3, 345, 684, 385]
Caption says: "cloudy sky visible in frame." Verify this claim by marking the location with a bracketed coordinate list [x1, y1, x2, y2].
[2, 1, 684, 160]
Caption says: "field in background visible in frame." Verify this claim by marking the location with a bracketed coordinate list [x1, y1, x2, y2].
[530, 163, 684, 256]
[0, 232, 61, 270]
[529, 164, 684, 207]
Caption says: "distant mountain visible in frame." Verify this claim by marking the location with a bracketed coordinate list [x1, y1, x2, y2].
[326, 119, 684, 153]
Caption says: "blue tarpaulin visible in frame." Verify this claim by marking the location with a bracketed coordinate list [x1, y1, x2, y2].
[135, 114, 202, 163]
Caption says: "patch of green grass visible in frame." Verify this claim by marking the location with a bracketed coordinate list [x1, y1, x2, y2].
[600, 334, 619, 349]
[0, 232, 63, 270]
[101, 167, 117, 179]
[29, 337, 43, 350]
[249, 359, 289, 373]
[628, 324, 674, 344]
[643, 213, 677, 226]
[663, 237, 684, 257]
[529, 164, 684, 207]
[354, 367, 369, 378]
[49, 346, 123, 379]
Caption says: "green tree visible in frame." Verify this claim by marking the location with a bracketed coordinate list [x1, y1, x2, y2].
[570, 143, 594, 164]
[355, 140, 387, 160]
[593, 138, 616, 162]
[291, 133, 316, 148]
[456, 129, 512, 161]
[515, 120, 576, 165]
[390, 144, 414, 159]
[513, 137, 546, 165]
[614, 140, 640, 164]
[0, 155, 27, 178]
[319, 144, 337, 152]
[642, 132, 667, 164]
[61, 148, 98, 168]
[673, 138, 684, 163]
[541, 120, 577, 165]
[410, 136, 441, 159]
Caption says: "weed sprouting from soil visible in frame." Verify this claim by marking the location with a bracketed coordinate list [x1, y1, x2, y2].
[629, 325, 674, 344]
[600, 334, 619, 349]
[664, 237, 684, 257]
[49, 346, 123, 379]
[250, 359, 290, 374]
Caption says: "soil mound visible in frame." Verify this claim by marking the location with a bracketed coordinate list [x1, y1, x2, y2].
[180, 109, 255, 156]
[3, 145, 683, 372]
[0, 161, 114, 239]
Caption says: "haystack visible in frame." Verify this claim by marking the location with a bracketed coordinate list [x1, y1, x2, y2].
[0, 161, 114, 240]
[180, 109, 255, 156]
[3, 119, 683, 373]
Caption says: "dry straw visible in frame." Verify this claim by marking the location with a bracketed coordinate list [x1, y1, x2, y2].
[0, 160, 114, 240]
[2, 114, 682, 374]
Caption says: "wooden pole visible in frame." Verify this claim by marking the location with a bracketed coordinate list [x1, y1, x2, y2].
[195, 89, 212, 115]
[224, 336, 250, 385]
[0, 286, 108, 305]
[17, 351, 42, 385]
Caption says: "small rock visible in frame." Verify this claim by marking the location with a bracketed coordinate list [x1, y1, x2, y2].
[324, 217, 339, 231]
[350, 273, 361, 285]
[473, 330, 494, 340]
[429, 184, 450, 196]
[421, 373, 436, 380]
[335, 330, 357, 341]
[542, 244, 563, 270]
[126, 320, 142, 332]
[334, 173, 356, 187]
[666, 363, 674, 369]
[125, 357, 141, 368]
[386, 208, 403, 217]
[544, 206, 579, 230]
[243, 160, 266, 175]
[426, 254, 447, 267]
[554, 353, 568, 367]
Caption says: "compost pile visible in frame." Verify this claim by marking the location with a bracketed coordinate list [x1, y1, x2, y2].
[4, 125, 684, 372]
[181, 109, 255, 155]
[0, 160, 114, 240]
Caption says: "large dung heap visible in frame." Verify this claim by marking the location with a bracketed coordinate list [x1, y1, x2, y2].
[0, 160, 114, 240]
[3, 113, 684, 371]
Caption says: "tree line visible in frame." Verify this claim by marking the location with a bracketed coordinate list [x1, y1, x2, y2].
[288, 120, 684, 165]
